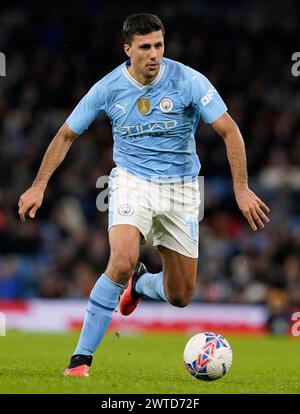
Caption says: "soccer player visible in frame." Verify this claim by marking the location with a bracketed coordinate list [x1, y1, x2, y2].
[18, 13, 270, 376]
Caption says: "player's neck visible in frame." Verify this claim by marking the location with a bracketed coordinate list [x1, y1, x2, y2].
[127, 65, 158, 86]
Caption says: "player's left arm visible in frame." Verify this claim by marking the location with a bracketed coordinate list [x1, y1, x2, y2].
[211, 112, 270, 231]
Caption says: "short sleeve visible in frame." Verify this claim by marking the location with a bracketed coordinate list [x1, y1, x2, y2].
[66, 80, 107, 135]
[188, 69, 227, 124]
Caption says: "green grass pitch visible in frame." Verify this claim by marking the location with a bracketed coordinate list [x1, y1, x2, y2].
[0, 331, 299, 394]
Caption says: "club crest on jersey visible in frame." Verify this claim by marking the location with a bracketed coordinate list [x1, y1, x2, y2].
[159, 98, 173, 113]
[118, 204, 134, 216]
[137, 98, 150, 115]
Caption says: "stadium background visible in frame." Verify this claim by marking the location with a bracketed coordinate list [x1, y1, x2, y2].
[0, 0, 300, 336]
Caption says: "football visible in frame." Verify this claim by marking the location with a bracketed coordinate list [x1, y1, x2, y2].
[183, 332, 232, 381]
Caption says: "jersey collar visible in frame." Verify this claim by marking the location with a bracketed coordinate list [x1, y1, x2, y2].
[122, 60, 165, 90]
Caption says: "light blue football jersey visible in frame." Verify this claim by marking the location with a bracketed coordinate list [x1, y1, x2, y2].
[66, 58, 227, 181]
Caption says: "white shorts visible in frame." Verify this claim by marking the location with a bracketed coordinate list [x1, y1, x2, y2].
[108, 167, 201, 258]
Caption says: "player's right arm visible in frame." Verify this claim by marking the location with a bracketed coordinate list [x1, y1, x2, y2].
[18, 123, 78, 222]
[18, 78, 107, 222]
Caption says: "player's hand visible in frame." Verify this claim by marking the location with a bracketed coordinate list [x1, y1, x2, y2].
[234, 186, 270, 231]
[18, 185, 44, 223]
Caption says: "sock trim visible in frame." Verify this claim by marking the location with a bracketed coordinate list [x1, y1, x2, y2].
[89, 297, 115, 311]
[69, 354, 93, 368]
[102, 273, 124, 288]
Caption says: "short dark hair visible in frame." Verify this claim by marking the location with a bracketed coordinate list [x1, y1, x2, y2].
[123, 13, 165, 44]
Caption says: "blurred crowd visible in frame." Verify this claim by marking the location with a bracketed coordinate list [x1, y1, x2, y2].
[0, 0, 300, 325]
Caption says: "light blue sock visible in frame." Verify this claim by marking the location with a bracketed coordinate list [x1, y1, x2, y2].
[135, 271, 167, 302]
[74, 274, 123, 356]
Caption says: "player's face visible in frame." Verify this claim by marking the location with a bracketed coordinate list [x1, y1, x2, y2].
[124, 30, 164, 85]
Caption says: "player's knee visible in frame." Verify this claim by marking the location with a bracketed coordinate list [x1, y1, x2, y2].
[110, 253, 137, 279]
[167, 290, 193, 308]
[170, 299, 189, 308]
[168, 295, 190, 308]
[166, 282, 195, 308]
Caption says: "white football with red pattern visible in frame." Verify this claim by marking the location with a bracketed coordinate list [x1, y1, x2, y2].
[183, 332, 233, 381]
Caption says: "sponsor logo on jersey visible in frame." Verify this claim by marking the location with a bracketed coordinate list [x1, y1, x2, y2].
[159, 98, 173, 113]
[114, 120, 177, 136]
[118, 204, 134, 216]
[138, 98, 150, 115]
[201, 86, 217, 106]
[115, 103, 127, 114]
